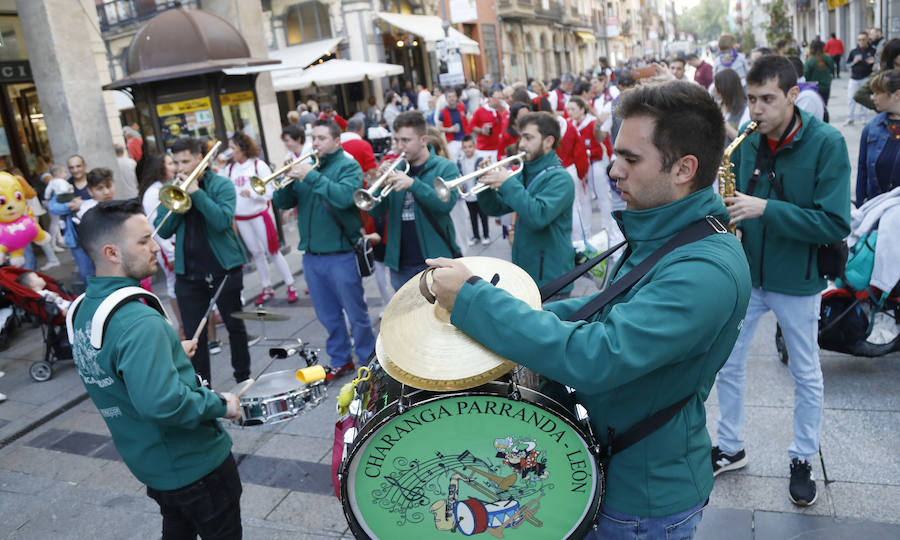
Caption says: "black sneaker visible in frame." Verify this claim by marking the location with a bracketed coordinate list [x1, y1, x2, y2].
[711, 446, 748, 476]
[208, 340, 222, 355]
[789, 458, 818, 506]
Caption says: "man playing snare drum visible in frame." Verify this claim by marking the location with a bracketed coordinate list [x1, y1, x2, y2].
[69, 200, 243, 539]
[427, 81, 752, 539]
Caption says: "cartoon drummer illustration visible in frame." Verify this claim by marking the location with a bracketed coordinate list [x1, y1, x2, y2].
[494, 437, 549, 481]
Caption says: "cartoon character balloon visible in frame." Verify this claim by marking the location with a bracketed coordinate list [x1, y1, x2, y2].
[0, 172, 50, 266]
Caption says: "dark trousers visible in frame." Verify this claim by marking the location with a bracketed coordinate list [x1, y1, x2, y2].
[466, 200, 489, 239]
[175, 268, 251, 384]
[147, 453, 243, 540]
[831, 55, 841, 77]
[818, 86, 831, 105]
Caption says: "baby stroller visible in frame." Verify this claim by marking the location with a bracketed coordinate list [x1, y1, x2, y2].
[0, 266, 74, 381]
[777, 190, 900, 361]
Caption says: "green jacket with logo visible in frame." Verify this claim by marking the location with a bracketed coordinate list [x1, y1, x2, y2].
[476, 151, 575, 291]
[451, 188, 751, 518]
[71, 277, 231, 491]
[154, 169, 248, 274]
[273, 148, 363, 253]
[368, 148, 460, 270]
[732, 107, 851, 295]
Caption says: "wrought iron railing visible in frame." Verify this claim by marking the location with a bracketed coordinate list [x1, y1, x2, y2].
[96, 0, 198, 32]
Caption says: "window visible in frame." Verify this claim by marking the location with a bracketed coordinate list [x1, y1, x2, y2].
[285, 2, 332, 45]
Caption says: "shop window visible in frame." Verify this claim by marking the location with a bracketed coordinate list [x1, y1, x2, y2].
[285, 2, 332, 45]
[381, 0, 414, 14]
[0, 16, 28, 62]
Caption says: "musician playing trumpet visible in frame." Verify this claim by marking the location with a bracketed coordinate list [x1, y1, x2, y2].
[476, 112, 576, 296]
[368, 111, 461, 292]
[274, 119, 375, 381]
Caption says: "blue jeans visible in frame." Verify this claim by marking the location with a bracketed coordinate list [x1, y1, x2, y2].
[389, 262, 429, 293]
[71, 245, 95, 288]
[303, 252, 375, 368]
[586, 499, 706, 540]
[716, 288, 823, 461]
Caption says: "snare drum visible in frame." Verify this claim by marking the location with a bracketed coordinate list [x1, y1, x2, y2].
[231, 370, 326, 426]
[339, 357, 600, 539]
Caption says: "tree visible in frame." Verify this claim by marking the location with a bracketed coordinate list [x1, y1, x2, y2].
[765, 0, 792, 47]
[677, 0, 731, 44]
[740, 27, 756, 54]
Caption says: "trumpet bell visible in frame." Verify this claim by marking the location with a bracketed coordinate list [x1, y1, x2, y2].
[250, 175, 267, 196]
[433, 176, 452, 203]
[158, 184, 192, 213]
[353, 189, 378, 211]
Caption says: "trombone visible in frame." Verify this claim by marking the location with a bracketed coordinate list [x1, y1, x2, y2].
[151, 141, 222, 237]
[434, 152, 525, 203]
[250, 150, 319, 195]
[353, 152, 409, 211]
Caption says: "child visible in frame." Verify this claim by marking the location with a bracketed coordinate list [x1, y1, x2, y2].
[457, 136, 490, 246]
[43, 165, 72, 251]
[76, 167, 116, 221]
[17, 271, 71, 316]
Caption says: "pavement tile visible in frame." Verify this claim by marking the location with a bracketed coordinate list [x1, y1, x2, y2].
[754, 510, 900, 540]
[237, 453, 333, 495]
[0, 399, 39, 421]
[242, 516, 347, 539]
[695, 507, 753, 540]
[0, 468, 57, 495]
[820, 353, 900, 411]
[708, 473, 833, 517]
[79, 459, 144, 495]
[820, 409, 900, 485]
[254, 432, 333, 463]
[265, 491, 349, 533]
[0, 446, 56, 475]
[829, 481, 900, 525]
[64, 410, 113, 436]
[239, 481, 291, 520]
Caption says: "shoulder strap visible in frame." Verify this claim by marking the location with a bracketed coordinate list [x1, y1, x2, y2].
[566, 216, 726, 322]
[319, 198, 354, 249]
[539, 240, 628, 301]
[65, 293, 88, 345]
[608, 394, 694, 457]
[418, 203, 462, 258]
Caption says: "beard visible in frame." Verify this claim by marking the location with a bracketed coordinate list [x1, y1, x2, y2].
[121, 251, 158, 281]
[525, 147, 546, 162]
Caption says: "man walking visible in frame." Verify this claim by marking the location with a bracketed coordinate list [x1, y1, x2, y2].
[846, 32, 877, 125]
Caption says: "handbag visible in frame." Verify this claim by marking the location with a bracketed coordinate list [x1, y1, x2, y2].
[320, 199, 375, 277]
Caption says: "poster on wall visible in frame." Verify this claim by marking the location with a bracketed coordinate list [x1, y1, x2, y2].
[448, 0, 478, 23]
[156, 97, 215, 149]
[436, 37, 465, 87]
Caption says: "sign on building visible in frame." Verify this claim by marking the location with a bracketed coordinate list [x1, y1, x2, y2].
[448, 0, 478, 24]
[436, 37, 465, 87]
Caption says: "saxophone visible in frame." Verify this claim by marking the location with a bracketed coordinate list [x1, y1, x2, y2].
[718, 121, 759, 233]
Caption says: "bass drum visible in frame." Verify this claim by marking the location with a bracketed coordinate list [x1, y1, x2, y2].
[340, 355, 600, 539]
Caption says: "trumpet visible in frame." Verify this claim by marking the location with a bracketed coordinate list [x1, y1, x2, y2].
[152, 141, 222, 237]
[353, 152, 409, 211]
[250, 150, 319, 195]
[434, 152, 525, 203]
[718, 121, 758, 234]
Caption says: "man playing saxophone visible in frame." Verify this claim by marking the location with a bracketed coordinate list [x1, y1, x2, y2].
[712, 55, 851, 507]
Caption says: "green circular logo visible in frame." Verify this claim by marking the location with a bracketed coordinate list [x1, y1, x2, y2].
[346, 395, 598, 538]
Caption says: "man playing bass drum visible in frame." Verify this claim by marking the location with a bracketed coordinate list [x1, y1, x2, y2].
[426, 81, 752, 539]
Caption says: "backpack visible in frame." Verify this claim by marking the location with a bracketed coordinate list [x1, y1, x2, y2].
[837, 231, 877, 292]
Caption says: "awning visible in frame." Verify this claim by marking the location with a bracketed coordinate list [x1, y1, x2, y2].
[272, 59, 405, 92]
[576, 31, 596, 43]
[111, 90, 134, 111]
[223, 37, 343, 75]
[375, 12, 481, 55]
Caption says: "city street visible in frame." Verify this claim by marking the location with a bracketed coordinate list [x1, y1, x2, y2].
[0, 79, 898, 539]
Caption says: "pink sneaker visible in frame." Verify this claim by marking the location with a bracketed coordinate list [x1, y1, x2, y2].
[287, 286, 298, 303]
[255, 289, 275, 306]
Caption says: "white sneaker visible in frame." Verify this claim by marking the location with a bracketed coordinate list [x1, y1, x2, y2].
[0, 392, 6, 403]
[843, 119, 854, 126]
[0, 370, 5, 378]
[40, 261, 61, 271]
[481, 237, 492, 245]
[467, 237, 477, 247]
[52, 245, 64, 253]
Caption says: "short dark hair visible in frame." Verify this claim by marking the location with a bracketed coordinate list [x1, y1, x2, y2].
[567, 96, 589, 114]
[171, 138, 204, 156]
[79, 199, 145, 264]
[518, 112, 560, 149]
[67, 154, 85, 166]
[281, 123, 305, 144]
[512, 87, 531, 104]
[16, 271, 36, 287]
[747, 55, 797, 94]
[615, 80, 726, 192]
[754, 47, 773, 56]
[312, 119, 340, 139]
[670, 58, 685, 67]
[86, 167, 114, 188]
[786, 56, 805, 79]
[882, 38, 900, 70]
[461, 134, 475, 144]
[392, 110, 427, 136]
[685, 53, 699, 61]
[346, 117, 365, 133]
[230, 131, 259, 159]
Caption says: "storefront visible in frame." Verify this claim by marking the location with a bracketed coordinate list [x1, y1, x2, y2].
[0, 15, 52, 180]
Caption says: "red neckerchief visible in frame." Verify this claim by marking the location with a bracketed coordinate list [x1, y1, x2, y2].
[766, 114, 802, 154]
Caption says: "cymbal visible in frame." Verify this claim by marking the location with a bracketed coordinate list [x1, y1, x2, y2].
[378, 256, 541, 391]
[231, 310, 290, 322]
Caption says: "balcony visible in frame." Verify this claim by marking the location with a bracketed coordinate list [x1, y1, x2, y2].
[497, 0, 536, 19]
[96, 0, 198, 33]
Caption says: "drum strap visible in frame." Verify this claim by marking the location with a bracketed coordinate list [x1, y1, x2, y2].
[66, 287, 168, 349]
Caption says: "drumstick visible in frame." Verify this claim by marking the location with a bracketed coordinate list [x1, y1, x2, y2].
[236, 377, 256, 398]
[189, 275, 230, 342]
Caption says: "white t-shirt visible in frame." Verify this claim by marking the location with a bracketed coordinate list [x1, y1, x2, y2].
[226, 158, 273, 217]
[142, 181, 175, 259]
[44, 178, 72, 202]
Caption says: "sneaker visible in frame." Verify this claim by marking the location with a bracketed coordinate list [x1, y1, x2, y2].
[287, 286, 299, 303]
[0, 392, 6, 403]
[326, 362, 355, 383]
[247, 334, 262, 347]
[467, 237, 477, 247]
[52, 245, 65, 253]
[208, 340, 222, 355]
[711, 446, 748, 476]
[481, 237, 491, 245]
[40, 260, 60, 271]
[255, 289, 275, 306]
[789, 458, 818, 506]
[843, 119, 854, 126]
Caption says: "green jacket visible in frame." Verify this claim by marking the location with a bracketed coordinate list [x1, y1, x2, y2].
[273, 148, 363, 253]
[477, 151, 574, 291]
[451, 188, 751, 517]
[853, 72, 877, 111]
[803, 55, 834, 91]
[732, 107, 851, 295]
[368, 148, 460, 270]
[71, 277, 231, 491]
[154, 169, 247, 274]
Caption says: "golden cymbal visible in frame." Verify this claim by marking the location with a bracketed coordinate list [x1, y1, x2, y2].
[231, 310, 290, 322]
[378, 256, 541, 391]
